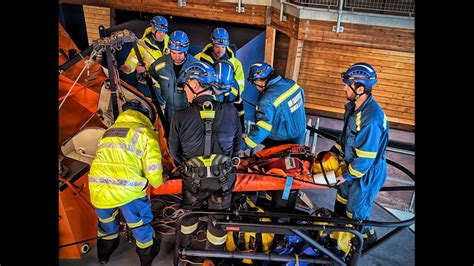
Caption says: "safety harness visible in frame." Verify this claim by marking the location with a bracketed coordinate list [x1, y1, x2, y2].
[182, 100, 235, 194]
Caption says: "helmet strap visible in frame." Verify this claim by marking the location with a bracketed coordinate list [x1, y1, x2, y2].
[186, 81, 212, 98]
[349, 83, 365, 102]
[185, 82, 197, 94]
[253, 78, 267, 91]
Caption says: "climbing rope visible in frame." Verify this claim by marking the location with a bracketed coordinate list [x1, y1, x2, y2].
[58, 49, 98, 110]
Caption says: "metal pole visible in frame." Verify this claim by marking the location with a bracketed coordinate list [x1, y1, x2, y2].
[408, 191, 415, 213]
[280, 0, 285, 21]
[305, 118, 312, 146]
[181, 249, 334, 264]
[236, 0, 244, 13]
[336, 0, 345, 33]
[386, 176, 415, 186]
[387, 146, 415, 156]
[290, 228, 348, 265]
[105, 45, 119, 121]
[311, 117, 320, 154]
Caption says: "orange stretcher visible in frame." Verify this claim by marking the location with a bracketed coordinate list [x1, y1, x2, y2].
[151, 144, 329, 195]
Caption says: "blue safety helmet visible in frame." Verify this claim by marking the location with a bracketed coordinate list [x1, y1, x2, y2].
[181, 62, 218, 88]
[122, 99, 153, 122]
[247, 62, 274, 84]
[213, 60, 234, 94]
[168, 30, 190, 52]
[211, 27, 230, 47]
[341, 62, 377, 89]
[150, 15, 168, 33]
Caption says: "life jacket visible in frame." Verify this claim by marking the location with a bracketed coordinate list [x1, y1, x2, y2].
[181, 100, 235, 194]
[226, 196, 275, 264]
[312, 151, 346, 177]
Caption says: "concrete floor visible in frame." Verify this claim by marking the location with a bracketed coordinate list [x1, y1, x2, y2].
[59, 188, 414, 265]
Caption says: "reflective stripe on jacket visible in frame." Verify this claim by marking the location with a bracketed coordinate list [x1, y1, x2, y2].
[89, 110, 163, 208]
[123, 27, 169, 73]
[243, 76, 306, 149]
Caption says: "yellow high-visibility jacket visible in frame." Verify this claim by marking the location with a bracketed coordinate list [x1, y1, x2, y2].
[194, 43, 245, 103]
[122, 27, 170, 74]
[89, 110, 163, 209]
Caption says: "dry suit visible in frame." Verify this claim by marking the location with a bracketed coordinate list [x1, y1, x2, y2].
[195, 44, 246, 129]
[169, 95, 242, 258]
[242, 75, 306, 212]
[330, 94, 389, 253]
[89, 109, 163, 265]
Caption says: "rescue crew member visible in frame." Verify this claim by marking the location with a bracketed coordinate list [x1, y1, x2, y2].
[242, 61, 306, 149]
[195, 27, 246, 130]
[327, 62, 389, 252]
[149, 30, 197, 121]
[120, 15, 170, 102]
[88, 99, 163, 266]
[213, 60, 240, 104]
[168, 61, 242, 265]
[242, 61, 307, 213]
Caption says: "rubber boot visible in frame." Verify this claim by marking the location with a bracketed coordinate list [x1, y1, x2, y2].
[334, 197, 347, 217]
[97, 237, 120, 264]
[362, 228, 378, 249]
[136, 238, 161, 266]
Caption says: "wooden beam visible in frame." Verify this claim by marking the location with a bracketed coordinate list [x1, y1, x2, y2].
[110, 8, 116, 27]
[264, 26, 276, 66]
[285, 37, 304, 82]
[60, 0, 267, 26]
[270, 7, 299, 39]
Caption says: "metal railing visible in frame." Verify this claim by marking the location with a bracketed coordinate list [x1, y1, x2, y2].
[304, 117, 415, 214]
[288, 0, 415, 17]
[345, 0, 415, 16]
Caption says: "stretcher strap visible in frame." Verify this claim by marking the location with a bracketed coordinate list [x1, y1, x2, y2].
[282, 176, 294, 200]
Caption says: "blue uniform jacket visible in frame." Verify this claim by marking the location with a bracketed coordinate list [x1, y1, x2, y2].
[149, 54, 198, 120]
[243, 76, 306, 149]
[331, 94, 389, 185]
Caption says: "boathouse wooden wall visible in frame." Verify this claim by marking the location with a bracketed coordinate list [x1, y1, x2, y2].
[60, 0, 415, 129]
[295, 19, 414, 129]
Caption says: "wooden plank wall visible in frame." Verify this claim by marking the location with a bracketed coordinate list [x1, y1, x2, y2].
[83, 5, 110, 44]
[273, 31, 290, 77]
[265, 26, 276, 66]
[62, 0, 267, 26]
[297, 19, 414, 129]
[299, 41, 414, 128]
[64, 0, 416, 129]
